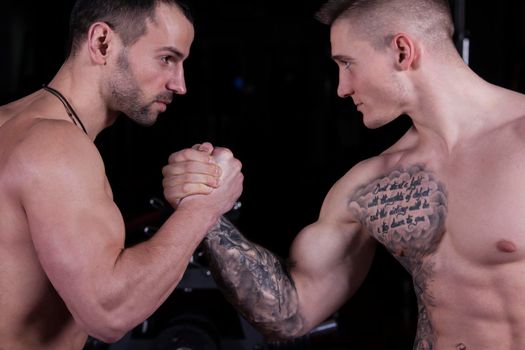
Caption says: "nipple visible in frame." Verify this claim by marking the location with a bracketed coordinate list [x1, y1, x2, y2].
[496, 240, 517, 253]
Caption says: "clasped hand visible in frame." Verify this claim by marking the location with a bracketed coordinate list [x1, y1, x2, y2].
[162, 142, 243, 214]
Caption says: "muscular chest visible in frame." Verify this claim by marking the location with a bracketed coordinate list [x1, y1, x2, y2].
[349, 139, 525, 269]
[444, 145, 525, 264]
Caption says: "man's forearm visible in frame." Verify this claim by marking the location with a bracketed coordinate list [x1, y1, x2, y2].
[204, 216, 304, 340]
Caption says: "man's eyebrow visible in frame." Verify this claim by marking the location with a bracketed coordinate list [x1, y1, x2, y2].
[331, 54, 353, 62]
[159, 46, 185, 59]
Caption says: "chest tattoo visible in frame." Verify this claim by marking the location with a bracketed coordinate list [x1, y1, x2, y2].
[349, 165, 449, 349]
[349, 165, 448, 266]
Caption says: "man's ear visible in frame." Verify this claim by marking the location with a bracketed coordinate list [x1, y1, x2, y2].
[391, 33, 418, 70]
[87, 22, 113, 65]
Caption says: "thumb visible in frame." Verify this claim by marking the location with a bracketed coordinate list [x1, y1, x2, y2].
[192, 142, 214, 155]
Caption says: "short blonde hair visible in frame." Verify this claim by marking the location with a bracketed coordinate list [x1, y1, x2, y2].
[315, 0, 454, 49]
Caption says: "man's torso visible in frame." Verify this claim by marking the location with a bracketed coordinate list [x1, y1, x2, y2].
[347, 118, 525, 349]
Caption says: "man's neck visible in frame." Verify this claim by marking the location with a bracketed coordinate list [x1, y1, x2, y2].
[48, 63, 119, 139]
[406, 63, 507, 152]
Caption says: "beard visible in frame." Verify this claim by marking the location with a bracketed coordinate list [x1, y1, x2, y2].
[107, 51, 171, 126]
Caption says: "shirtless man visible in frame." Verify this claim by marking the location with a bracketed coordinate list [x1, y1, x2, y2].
[0, 0, 241, 349]
[163, 0, 525, 348]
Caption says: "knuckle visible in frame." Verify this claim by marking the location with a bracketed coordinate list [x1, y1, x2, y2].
[215, 147, 233, 158]
[200, 184, 213, 194]
[163, 188, 173, 198]
[180, 148, 197, 159]
[206, 176, 218, 187]
[234, 159, 242, 170]
[213, 164, 222, 176]
[180, 149, 191, 158]
[162, 178, 177, 188]
[167, 153, 176, 162]
[181, 183, 192, 193]
[168, 151, 183, 163]
[161, 165, 170, 176]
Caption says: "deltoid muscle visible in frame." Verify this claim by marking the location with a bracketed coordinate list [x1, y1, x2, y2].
[204, 216, 304, 339]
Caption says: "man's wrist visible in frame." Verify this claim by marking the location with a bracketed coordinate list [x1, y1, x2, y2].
[205, 216, 233, 240]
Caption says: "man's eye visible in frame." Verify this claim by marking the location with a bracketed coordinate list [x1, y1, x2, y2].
[343, 61, 351, 70]
[161, 56, 171, 64]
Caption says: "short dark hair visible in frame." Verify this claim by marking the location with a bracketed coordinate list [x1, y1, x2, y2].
[315, 0, 454, 49]
[67, 0, 193, 57]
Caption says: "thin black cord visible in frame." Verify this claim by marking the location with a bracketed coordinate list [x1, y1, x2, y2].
[42, 84, 88, 135]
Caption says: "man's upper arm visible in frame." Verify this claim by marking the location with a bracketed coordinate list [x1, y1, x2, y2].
[288, 169, 377, 330]
[16, 125, 125, 318]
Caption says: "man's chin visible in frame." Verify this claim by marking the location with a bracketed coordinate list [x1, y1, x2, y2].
[127, 114, 158, 127]
[363, 115, 384, 129]
[363, 116, 386, 129]
[139, 117, 158, 127]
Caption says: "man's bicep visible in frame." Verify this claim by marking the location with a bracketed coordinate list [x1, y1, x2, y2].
[289, 220, 376, 329]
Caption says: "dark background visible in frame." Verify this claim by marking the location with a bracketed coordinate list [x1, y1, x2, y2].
[1, 1, 525, 349]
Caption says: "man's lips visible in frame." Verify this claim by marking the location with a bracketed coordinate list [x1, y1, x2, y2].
[155, 100, 171, 112]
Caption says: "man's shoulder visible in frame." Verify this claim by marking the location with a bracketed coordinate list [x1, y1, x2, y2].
[489, 87, 525, 133]
[12, 117, 90, 150]
[328, 152, 399, 200]
[512, 113, 525, 138]
[1, 118, 101, 180]
[343, 129, 417, 187]
[0, 90, 43, 127]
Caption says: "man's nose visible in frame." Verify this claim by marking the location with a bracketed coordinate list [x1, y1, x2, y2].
[337, 74, 354, 98]
[167, 67, 187, 95]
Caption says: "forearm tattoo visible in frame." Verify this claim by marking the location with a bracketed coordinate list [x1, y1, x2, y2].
[204, 216, 304, 339]
[349, 165, 447, 350]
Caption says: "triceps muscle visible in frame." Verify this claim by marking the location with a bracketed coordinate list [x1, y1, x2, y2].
[203, 216, 304, 339]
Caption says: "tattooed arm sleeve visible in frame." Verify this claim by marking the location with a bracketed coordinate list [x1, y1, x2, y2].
[203, 216, 305, 340]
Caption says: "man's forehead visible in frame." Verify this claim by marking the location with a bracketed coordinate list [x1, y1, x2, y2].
[138, 3, 194, 54]
[148, 3, 193, 32]
[330, 21, 356, 51]
[330, 18, 358, 41]
[329, 19, 376, 54]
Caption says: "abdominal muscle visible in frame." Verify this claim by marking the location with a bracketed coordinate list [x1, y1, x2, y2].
[417, 236, 525, 350]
